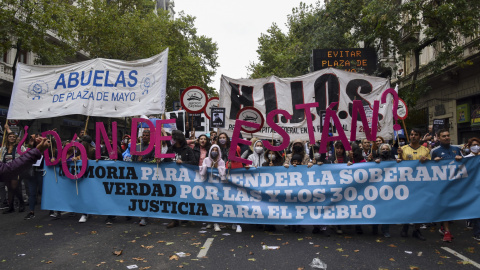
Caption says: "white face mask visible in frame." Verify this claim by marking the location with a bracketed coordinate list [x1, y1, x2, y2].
[314, 153, 321, 160]
[255, 147, 263, 154]
[268, 154, 276, 160]
[471, 145, 480, 153]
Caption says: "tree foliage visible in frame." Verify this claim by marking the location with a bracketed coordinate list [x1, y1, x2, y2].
[1, 0, 219, 111]
[249, 0, 480, 107]
[0, 0, 77, 74]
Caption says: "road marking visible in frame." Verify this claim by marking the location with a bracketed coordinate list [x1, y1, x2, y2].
[197, 238, 214, 258]
[441, 247, 480, 269]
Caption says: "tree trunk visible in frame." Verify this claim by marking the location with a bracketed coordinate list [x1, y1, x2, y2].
[409, 38, 437, 93]
[12, 41, 21, 80]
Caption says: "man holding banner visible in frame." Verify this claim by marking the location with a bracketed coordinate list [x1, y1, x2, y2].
[397, 128, 430, 240]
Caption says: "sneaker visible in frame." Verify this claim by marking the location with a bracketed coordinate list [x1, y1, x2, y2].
[139, 218, 147, 226]
[24, 212, 35, 220]
[214, 223, 221, 232]
[166, 220, 179, 228]
[236, 225, 242, 233]
[467, 221, 473, 229]
[383, 232, 391, 238]
[420, 224, 427, 229]
[79, 214, 88, 223]
[206, 224, 212, 229]
[473, 235, 480, 241]
[412, 229, 426, 241]
[439, 226, 445, 235]
[51, 212, 60, 220]
[443, 231, 452, 242]
[232, 224, 237, 230]
[49, 211, 55, 217]
[105, 217, 115, 225]
[336, 229, 343, 235]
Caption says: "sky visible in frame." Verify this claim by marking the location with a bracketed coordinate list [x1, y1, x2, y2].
[174, 0, 321, 91]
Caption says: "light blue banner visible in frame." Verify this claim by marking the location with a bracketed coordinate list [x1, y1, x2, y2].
[42, 156, 480, 225]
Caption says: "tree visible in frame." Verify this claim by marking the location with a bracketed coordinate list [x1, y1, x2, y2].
[396, 0, 480, 106]
[249, 0, 480, 107]
[73, 0, 219, 110]
[249, 1, 397, 79]
[0, 0, 77, 78]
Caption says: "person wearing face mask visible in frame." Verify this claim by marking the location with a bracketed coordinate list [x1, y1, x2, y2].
[431, 129, 462, 243]
[260, 146, 283, 233]
[121, 135, 131, 152]
[241, 137, 259, 160]
[165, 130, 197, 229]
[309, 145, 326, 165]
[199, 145, 236, 232]
[284, 139, 312, 167]
[262, 149, 284, 167]
[246, 140, 266, 168]
[217, 132, 230, 163]
[372, 143, 394, 238]
[464, 137, 480, 241]
[463, 137, 480, 158]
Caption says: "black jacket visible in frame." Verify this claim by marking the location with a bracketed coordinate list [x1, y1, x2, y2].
[168, 143, 197, 165]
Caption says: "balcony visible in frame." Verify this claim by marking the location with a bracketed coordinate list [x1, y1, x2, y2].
[0, 61, 14, 83]
[400, 28, 420, 43]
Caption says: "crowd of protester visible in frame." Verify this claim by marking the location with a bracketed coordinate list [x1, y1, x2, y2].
[1, 121, 479, 243]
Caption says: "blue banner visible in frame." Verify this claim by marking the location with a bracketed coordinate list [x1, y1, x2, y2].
[42, 156, 480, 225]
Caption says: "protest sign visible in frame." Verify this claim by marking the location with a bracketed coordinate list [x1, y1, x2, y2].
[43, 156, 480, 225]
[165, 110, 209, 138]
[210, 107, 225, 128]
[181, 86, 208, 114]
[204, 97, 219, 120]
[219, 68, 392, 140]
[8, 49, 169, 119]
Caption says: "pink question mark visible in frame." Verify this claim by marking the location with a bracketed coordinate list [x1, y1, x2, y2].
[381, 88, 402, 131]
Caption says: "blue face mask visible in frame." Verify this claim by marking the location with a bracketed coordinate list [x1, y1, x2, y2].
[211, 151, 219, 158]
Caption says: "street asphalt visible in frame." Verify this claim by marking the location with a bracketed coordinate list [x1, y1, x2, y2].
[1, 208, 480, 270]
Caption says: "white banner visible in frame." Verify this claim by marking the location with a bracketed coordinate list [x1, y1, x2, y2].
[219, 68, 393, 140]
[7, 49, 169, 119]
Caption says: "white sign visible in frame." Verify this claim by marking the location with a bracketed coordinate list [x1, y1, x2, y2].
[8, 49, 169, 119]
[219, 68, 393, 140]
[204, 97, 219, 119]
[180, 86, 208, 114]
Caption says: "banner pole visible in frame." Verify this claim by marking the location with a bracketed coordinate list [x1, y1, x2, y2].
[1, 123, 7, 158]
[402, 119, 409, 143]
[84, 116, 90, 136]
[50, 135, 57, 183]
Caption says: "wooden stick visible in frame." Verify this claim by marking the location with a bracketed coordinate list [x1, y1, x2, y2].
[49, 135, 57, 183]
[402, 119, 409, 142]
[84, 116, 90, 136]
[1, 126, 7, 158]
